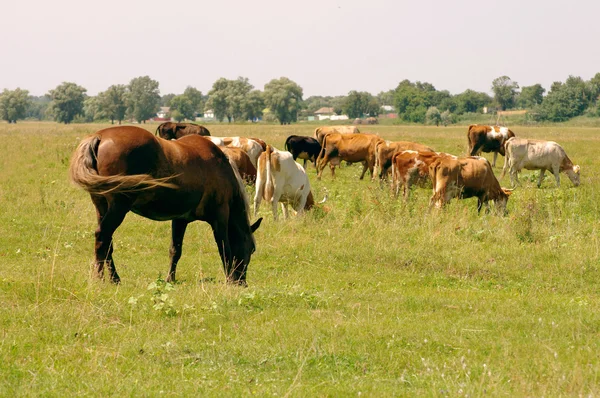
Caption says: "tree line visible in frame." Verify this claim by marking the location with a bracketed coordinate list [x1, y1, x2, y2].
[1, 73, 599, 125]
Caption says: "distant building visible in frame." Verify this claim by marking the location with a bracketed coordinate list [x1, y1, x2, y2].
[203, 109, 215, 119]
[381, 105, 395, 112]
[154, 107, 171, 122]
[314, 107, 335, 121]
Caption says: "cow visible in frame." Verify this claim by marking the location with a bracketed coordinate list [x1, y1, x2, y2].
[221, 147, 257, 184]
[429, 156, 512, 214]
[365, 117, 378, 124]
[316, 133, 380, 180]
[249, 137, 268, 151]
[373, 140, 434, 181]
[155, 122, 211, 140]
[467, 124, 515, 167]
[314, 125, 360, 145]
[206, 136, 264, 168]
[501, 137, 581, 188]
[254, 145, 315, 221]
[284, 135, 322, 168]
[390, 150, 456, 198]
[353, 118, 363, 125]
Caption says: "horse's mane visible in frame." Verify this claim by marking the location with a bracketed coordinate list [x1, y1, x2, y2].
[227, 157, 252, 226]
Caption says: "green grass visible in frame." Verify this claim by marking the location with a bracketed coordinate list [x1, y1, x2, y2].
[1, 122, 599, 396]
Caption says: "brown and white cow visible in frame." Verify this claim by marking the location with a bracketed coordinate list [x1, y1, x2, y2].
[501, 137, 581, 188]
[221, 147, 257, 184]
[254, 145, 315, 221]
[429, 156, 512, 214]
[155, 122, 211, 139]
[206, 136, 264, 168]
[316, 133, 380, 180]
[314, 125, 360, 145]
[390, 151, 456, 198]
[467, 124, 516, 167]
[373, 140, 434, 181]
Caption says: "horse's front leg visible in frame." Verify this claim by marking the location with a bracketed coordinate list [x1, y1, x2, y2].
[167, 219, 188, 283]
[211, 214, 236, 284]
[91, 195, 130, 284]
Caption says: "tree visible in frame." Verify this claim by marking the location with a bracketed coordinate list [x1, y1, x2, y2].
[161, 93, 175, 107]
[588, 72, 600, 106]
[25, 95, 50, 121]
[263, 77, 303, 125]
[491, 76, 519, 110]
[206, 77, 255, 122]
[394, 80, 431, 123]
[98, 85, 128, 124]
[454, 89, 492, 114]
[0, 88, 31, 123]
[517, 84, 545, 109]
[47, 82, 87, 124]
[342, 91, 379, 119]
[169, 95, 195, 121]
[241, 90, 264, 121]
[377, 90, 396, 106]
[425, 106, 441, 126]
[83, 96, 102, 122]
[536, 77, 588, 121]
[183, 86, 205, 115]
[128, 76, 160, 123]
[440, 110, 454, 126]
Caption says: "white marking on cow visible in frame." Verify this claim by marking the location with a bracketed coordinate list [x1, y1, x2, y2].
[487, 126, 509, 140]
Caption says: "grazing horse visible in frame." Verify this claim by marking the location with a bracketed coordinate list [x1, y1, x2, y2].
[69, 126, 262, 286]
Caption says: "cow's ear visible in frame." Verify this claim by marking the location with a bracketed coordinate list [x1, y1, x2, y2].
[573, 165, 581, 174]
[501, 188, 514, 196]
[251, 218, 263, 233]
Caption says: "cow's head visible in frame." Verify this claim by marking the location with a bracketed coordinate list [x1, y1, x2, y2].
[568, 165, 581, 186]
[496, 188, 513, 216]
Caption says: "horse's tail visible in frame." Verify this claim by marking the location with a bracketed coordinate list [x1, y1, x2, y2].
[264, 145, 274, 202]
[69, 134, 178, 195]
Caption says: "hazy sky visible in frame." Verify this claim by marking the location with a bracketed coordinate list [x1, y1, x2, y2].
[3, 0, 599, 98]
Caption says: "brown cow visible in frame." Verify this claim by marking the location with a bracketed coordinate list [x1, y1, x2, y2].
[314, 125, 360, 145]
[249, 137, 267, 151]
[373, 140, 434, 181]
[390, 151, 456, 198]
[365, 117, 378, 124]
[429, 156, 512, 214]
[467, 124, 515, 167]
[316, 133, 380, 180]
[206, 136, 264, 168]
[156, 122, 211, 140]
[221, 147, 257, 184]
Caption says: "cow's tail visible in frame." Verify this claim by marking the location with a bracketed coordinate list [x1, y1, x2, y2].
[500, 140, 512, 179]
[69, 134, 177, 195]
[264, 145, 274, 203]
[316, 134, 328, 168]
[428, 161, 442, 207]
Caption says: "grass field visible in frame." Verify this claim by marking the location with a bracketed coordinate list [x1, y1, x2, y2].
[1, 121, 599, 396]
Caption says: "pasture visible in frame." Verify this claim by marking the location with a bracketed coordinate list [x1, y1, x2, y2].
[1, 122, 600, 396]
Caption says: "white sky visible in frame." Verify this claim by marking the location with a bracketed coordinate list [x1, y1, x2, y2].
[2, 0, 599, 97]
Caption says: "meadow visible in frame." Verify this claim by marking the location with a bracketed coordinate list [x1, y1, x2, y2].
[1, 121, 599, 396]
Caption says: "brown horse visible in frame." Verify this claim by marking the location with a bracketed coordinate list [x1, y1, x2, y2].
[156, 122, 211, 140]
[69, 126, 262, 285]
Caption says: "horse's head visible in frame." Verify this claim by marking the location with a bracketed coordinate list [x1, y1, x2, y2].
[228, 217, 262, 286]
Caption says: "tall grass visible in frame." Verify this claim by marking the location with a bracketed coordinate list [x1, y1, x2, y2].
[0, 122, 599, 395]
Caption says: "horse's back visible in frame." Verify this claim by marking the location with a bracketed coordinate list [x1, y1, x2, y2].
[95, 126, 162, 175]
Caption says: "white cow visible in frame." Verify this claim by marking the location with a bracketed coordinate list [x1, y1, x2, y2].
[254, 146, 314, 220]
[501, 137, 581, 187]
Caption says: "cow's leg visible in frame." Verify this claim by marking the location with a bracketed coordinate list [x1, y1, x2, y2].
[359, 161, 368, 180]
[167, 219, 188, 283]
[316, 155, 329, 179]
[552, 164, 561, 187]
[253, 178, 265, 217]
[537, 169, 546, 188]
[509, 167, 519, 187]
[91, 195, 130, 284]
[281, 202, 290, 219]
[492, 152, 498, 167]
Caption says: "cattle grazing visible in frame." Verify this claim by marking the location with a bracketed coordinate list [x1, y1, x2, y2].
[501, 137, 581, 188]
[373, 140, 434, 181]
[221, 147, 257, 184]
[353, 118, 363, 125]
[205, 136, 264, 168]
[69, 126, 262, 286]
[391, 151, 456, 198]
[365, 117, 378, 124]
[284, 135, 322, 168]
[467, 124, 515, 167]
[249, 137, 268, 151]
[155, 122, 211, 140]
[314, 125, 360, 145]
[429, 156, 512, 214]
[316, 133, 381, 180]
[254, 145, 315, 221]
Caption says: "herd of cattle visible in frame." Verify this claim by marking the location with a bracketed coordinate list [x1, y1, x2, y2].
[68, 122, 582, 285]
[155, 122, 581, 218]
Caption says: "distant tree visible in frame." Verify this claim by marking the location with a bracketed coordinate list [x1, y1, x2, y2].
[47, 82, 87, 124]
[25, 95, 50, 120]
[491, 76, 519, 110]
[98, 85, 128, 124]
[161, 93, 175, 107]
[206, 77, 255, 122]
[242, 90, 264, 121]
[377, 89, 396, 106]
[517, 84, 545, 109]
[440, 110, 454, 126]
[183, 86, 205, 115]
[169, 95, 195, 121]
[454, 89, 492, 114]
[0, 88, 31, 123]
[170, 109, 184, 122]
[83, 96, 102, 122]
[588, 72, 600, 106]
[128, 76, 160, 123]
[343, 91, 379, 119]
[206, 78, 229, 122]
[394, 80, 431, 123]
[263, 77, 303, 124]
[425, 106, 441, 126]
[536, 76, 588, 121]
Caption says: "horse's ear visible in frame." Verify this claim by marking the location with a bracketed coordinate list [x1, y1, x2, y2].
[251, 217, 263, 233]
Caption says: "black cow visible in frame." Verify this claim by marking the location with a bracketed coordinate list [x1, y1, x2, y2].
[284, 135, 322, 168]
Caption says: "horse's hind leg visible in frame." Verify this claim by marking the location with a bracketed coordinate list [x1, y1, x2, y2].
[91, 195, 130, 284]
[167, 219, 188, 283]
